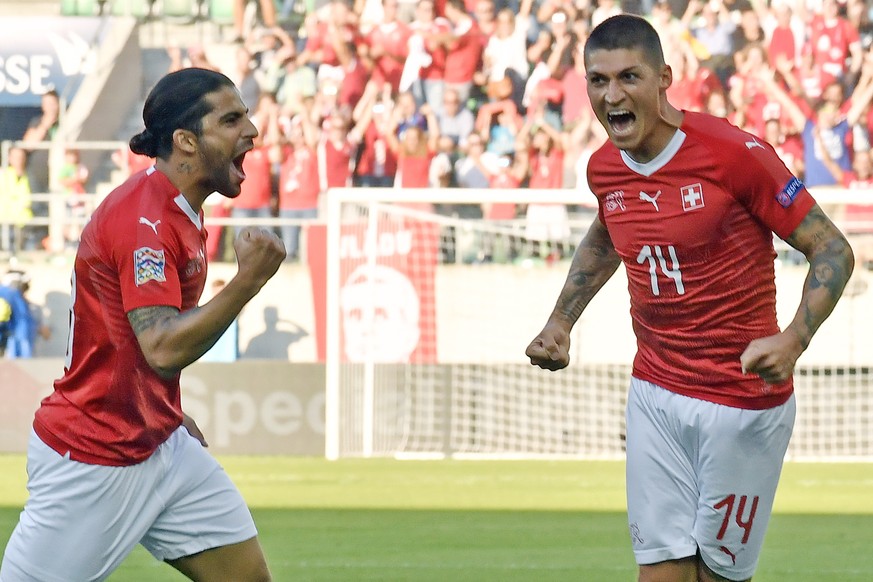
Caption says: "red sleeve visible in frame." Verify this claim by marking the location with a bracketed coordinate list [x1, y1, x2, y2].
[727, 137, 815, 240]
[115, 211, 183, 313]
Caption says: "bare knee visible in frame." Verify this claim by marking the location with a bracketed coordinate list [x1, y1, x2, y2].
[166, 537, 271, 582]
[698, 558, 751, 582]
[638, 556, 698, 582]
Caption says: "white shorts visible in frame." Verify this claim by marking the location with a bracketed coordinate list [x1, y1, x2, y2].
[0, 426, 257, 582]
[625, 378, 795, 581]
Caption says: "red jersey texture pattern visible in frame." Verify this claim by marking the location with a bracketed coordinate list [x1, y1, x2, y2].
[588, 112, 815, 410]
[34, 167, 208, 465]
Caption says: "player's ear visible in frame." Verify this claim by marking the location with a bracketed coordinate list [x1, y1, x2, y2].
[172, 129, 198, 154]
[660, 64, 673, 91]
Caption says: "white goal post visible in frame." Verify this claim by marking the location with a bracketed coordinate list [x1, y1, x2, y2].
[323, 186, 873, 461]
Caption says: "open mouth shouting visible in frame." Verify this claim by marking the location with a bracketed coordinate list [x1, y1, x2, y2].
[607, 109, 636, 136]
[231, 147, 250, 182]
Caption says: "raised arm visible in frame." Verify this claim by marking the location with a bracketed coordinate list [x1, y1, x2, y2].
[525, 217, 621, 370]
[740, 204, 854, 383]
[759, 68, 809, 133]
[846, 60, 873, 126]
[128, 227, 285, 378]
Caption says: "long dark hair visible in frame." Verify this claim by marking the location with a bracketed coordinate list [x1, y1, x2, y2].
[129, 68, 236, 160]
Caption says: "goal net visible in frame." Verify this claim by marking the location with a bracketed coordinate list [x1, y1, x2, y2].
[323, 187, 873, 461]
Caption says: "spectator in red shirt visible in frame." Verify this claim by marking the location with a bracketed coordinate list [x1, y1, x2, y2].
[362, 0, 412, 93]
[806, 0, 863, 84]
[386, 103, 440, 211]
[299, 0, 361, 82]
[760, 1, 803, 72]
[443, 0, 485, 105]
[728, 43, 773, 136]
[277, 114, 320, 261]
[517, 114, 569, 257]
[317, 115, 357, 195]
[472, 0, 497, 37]
[352, 83, 398, 187]
[407, 0, 452, 113]
[561, 37, 591, 126]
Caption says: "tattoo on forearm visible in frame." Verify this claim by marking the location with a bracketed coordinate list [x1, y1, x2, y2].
[127, 305, 179, 336]
[808, 237, 852, 295]
[786, 205, 855, 350]
[557, 239, 620, 322]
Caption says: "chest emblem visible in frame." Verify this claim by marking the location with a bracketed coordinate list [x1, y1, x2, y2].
[604, 190, 626, 213]
[680, 183, 705, 212]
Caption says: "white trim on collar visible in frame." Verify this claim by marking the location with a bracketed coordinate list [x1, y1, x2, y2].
[173, 194, 202, 230]
[619, 129, 687, 177]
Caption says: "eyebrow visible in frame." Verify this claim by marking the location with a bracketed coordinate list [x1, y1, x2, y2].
[218, 108, 247, 123]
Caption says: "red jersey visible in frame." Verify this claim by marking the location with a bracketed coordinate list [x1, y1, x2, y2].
[587, 112, 815, 410]
[529, 148, 565, 189]
[398, 149, 435, 188]
[357, 122, 398, 178]
[33, 167, 208, 465]
[305, 22, 360, 67]
[444, 19, 483, 84]
[486, 171, 520, 219]
[279, 145, 320, 210]
[414, 18, 451, 80]
[367, 21, 411, 91]
[807, 15, 860, 79]
[318, 137, 354, 191]
[562, 68, 591, 123]
[768, 25, 796, 70]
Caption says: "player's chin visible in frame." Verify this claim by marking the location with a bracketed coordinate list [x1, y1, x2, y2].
[214, 181, 243, 198]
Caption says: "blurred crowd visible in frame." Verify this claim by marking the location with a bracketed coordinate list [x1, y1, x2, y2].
[3, 0, 873, 263]
[189, 0, 873, 262]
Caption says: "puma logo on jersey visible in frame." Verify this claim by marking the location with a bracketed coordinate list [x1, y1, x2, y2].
[639, 190, 661, 211]
[139, 217, 161, 235]
[745, 139, 764, 150]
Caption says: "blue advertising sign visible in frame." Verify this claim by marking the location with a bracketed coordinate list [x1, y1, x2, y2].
[0, 17, 107, 107]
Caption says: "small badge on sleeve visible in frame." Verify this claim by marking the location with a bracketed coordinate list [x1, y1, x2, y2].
[134, 247, 167, 286]
[776, 177, 804, 208]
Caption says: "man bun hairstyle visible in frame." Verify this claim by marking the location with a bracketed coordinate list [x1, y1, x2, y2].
[130, 67, 236, 160]
[584, 14, 666, 70]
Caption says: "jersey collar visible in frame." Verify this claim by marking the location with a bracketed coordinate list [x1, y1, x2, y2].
[619, 129, 686, 177]
[173, 194, 202, 230]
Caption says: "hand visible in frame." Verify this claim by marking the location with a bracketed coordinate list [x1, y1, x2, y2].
[182, 412, 208, 447]
[525, 322, 571, 371]
[740, 331, 805, 385]
[233, 226, 286, 288]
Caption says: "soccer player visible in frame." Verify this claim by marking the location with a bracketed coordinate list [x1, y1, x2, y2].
[0, 68, 285, 581]
[525, 15, 854, 582]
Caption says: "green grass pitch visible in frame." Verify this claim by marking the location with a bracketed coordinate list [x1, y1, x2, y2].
[1, 456, 872, 581]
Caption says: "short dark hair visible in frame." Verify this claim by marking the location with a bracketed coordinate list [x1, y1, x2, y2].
[584, 14, 665, 70]
[130, 68, 236, 160]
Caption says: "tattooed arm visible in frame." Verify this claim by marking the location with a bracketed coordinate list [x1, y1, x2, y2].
[525, 217, 622, 371]
[740, 204, 855, 383]
[127, 295, 246, 379]
[128, 226, 286, 378]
